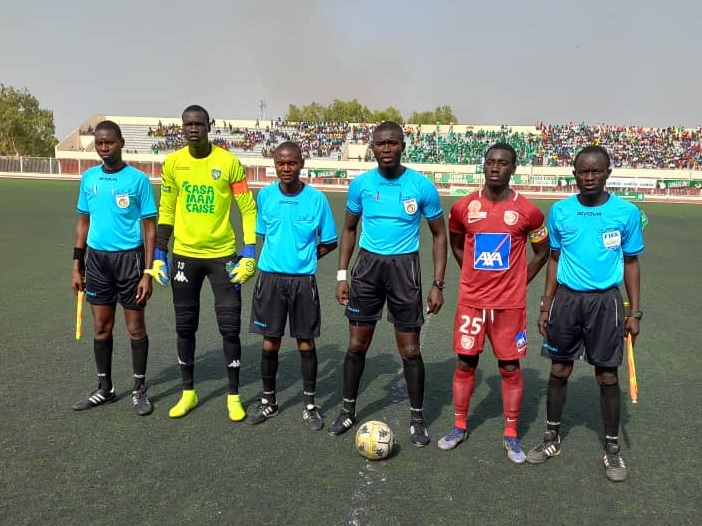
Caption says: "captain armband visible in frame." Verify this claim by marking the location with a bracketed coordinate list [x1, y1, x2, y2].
[230, 179, 250, 195]
[528, 224, 549, 243]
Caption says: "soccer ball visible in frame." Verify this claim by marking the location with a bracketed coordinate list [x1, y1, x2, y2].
[355, 420, 394, 461]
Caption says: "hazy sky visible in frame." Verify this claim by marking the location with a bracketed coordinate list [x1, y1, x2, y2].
[2, 0, 700, 137]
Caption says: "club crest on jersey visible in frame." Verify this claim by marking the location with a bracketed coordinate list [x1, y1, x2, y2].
[404, 198, 418, 215]
[504, 210, 519, 225]
[115, 194, 130, 208]
[211, 168, 222, 181]
[460, 335, 475, 350]
[467, 200, 487, 222]
[602, 230, 621, 250]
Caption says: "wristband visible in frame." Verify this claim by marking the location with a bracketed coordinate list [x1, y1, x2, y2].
[337, 270, 347, 281]
[73, 247, 86, 261]
[241, 244, 256, 259]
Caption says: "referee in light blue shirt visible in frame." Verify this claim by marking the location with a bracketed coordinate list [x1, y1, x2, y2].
[247, 141, 338, 431]
[328, 121, 448, 447]
[525, 145, 644, 483]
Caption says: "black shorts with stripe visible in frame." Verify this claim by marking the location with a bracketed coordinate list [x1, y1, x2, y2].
[541, 285, 626, 367]
[346, 249, 424, 330]
[85, 245, 146, 310]
[249, 272, 320, 339]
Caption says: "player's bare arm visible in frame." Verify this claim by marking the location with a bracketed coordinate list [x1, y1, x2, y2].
[527, 239, 550, 284]
[623, 255, 641, 341]
[317, 241, 338, 260]
[538, 249, 560, 336]
[426, 216, 447, 314]
[72, 214, 89, 293]
[449, 231, 465, 269]
[336, 212, 360, 306]
[136, 217, 157, 304]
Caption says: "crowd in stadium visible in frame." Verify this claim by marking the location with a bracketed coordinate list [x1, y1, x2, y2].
[142, 118, 702, 170]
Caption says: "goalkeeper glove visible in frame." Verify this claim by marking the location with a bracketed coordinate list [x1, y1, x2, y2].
[148, 247, 171, 286]
[226, 244, 256, 285]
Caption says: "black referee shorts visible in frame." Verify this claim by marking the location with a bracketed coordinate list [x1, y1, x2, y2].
[541, 286, 626, 367]
[249, 271, 321, 339]
[85, 245, 145, 310]
[346, 249, 424, 330]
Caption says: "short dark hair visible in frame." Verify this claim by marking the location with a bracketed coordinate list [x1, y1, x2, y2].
[574, 145, 611, 168]
[274, 141, 303, 159]
[182, 104, 210, 123]
[94, 120, 123, 140]
[485, 142, 517, 165]
[373, 121, 404, 138]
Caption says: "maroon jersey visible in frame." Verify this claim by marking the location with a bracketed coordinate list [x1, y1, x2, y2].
[448, 189, 547, 309]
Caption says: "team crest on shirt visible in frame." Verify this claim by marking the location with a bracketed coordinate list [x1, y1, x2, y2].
[403, 198, 418, 215]
[211, 168, 222, 181]
[503, 210, 519, 225]
[115, 194, 130, 208]
[460, 335, 475, 350]
[467, 200, 487, 222]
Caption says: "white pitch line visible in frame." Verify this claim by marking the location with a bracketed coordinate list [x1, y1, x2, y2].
[347, 311, 432, 525]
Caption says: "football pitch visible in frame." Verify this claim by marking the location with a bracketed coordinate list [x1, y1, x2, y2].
[1, 178, 700, 526]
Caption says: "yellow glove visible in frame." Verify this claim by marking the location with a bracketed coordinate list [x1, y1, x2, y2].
[226, 245, 256, 285]
[146, 248, 170, 286]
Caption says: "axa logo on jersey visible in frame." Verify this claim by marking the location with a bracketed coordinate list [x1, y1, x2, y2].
[473, 233, 511, 270]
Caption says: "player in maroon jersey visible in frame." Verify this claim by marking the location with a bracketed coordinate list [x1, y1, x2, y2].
[438, 143, 550, 463]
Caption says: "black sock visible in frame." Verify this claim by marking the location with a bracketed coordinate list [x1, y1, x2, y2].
[546, 374, 568, 435]
[223, 336, 242, 395]
[94, 337, 113, 391]
[261, 350, 278, 404]
[600, 383, 621, 443]
[402, 356, 426, 422]
[176, 334, 196, 390]
[131, 336, 148, 390]
[300, 347, 317, 408]
[342, 350, 366, 414]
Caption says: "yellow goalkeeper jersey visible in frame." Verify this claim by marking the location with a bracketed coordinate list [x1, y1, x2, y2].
[159, 145, 257, 258]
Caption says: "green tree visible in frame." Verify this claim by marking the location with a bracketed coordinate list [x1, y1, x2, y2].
[284, 99, 456, 125]
[0, 84, 58, 156]
[433, 105, 458, 124]
[371, 106, 404, 123]
[407, 110, 435, 125]
[408, 105, 458, 125]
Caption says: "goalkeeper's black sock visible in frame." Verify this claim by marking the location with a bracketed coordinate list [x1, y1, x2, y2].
[223, 336, 242, 395]
[600, 383, 621, 441]
[176, 335, 196, 390]
[342, 350, 366, 414]
[94, 337, 113, 391]
[261, 350, 278, 405]
[300, 347, 318, 408]
[546, 373, 568, 436]
[130, 336, 148, 390]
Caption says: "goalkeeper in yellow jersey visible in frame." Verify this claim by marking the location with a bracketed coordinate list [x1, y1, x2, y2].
[152, 104, 257, 421]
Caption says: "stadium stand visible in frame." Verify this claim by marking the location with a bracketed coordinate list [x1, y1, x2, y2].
[41, 115, 702, 199]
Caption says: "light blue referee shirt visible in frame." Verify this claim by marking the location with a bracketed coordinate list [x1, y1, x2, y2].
[548, 193, 645, 291]
[77, 164, 157, 251]
[346, 167, 443, 255]
[256, 182, 338, 275]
